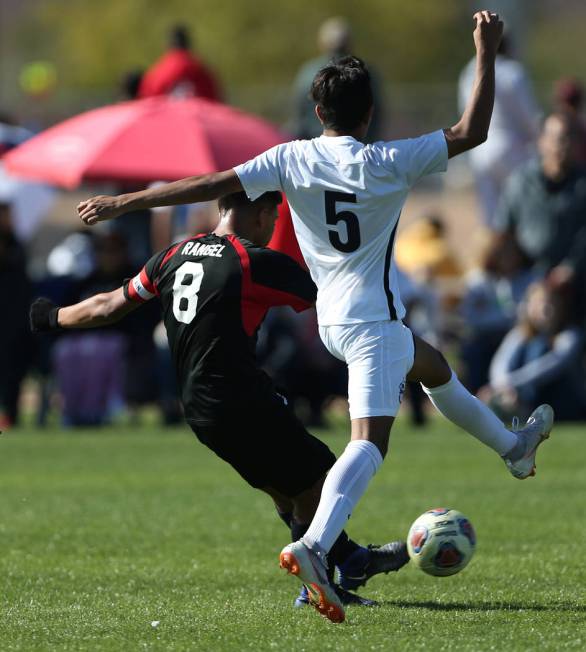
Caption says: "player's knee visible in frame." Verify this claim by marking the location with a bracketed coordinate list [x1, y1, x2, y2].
[435, 349, 451, 376]
[292, 476, 324, 522]
[413, 337, 451, 387]
[432, 351, 452, 387]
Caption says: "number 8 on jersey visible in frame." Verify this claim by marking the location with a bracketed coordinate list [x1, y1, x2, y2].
[172, 261, 204, 324]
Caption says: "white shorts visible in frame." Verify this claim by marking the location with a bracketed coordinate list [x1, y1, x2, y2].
[319, 320, 415, 419]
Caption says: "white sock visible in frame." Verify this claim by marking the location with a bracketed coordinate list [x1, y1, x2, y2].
[302, 440, 383, 554]
[422, 371, 517, 456]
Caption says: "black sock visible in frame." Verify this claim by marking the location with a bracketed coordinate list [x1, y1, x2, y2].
[291, 520, 309, 542]
[328, 531, 362, 568]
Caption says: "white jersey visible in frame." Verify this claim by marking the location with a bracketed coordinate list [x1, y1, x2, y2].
[234, 129, 448, 326]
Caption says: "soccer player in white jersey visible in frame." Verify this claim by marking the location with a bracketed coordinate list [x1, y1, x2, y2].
[78, 11, 554, 623]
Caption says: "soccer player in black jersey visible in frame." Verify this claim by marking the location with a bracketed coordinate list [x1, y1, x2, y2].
[30, 191, 408, 615]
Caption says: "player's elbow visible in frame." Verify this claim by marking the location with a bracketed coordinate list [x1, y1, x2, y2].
[461, 126, 488, 149]
[470, 129, 488, 146]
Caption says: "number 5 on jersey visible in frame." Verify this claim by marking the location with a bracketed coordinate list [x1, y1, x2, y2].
[325, 191, 360, 253]
[173, 261, 204, 324]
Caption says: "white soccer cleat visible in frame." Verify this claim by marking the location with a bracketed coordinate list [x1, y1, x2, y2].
[279, 540, 345, 623]
[504, 404, 554, 479]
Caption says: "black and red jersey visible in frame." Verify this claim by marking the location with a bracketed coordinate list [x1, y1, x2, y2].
[123, 233, 316, 425]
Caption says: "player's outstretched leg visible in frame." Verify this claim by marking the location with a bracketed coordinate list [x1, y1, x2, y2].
[409, 335, 554, 476]
[279, 430, 389, 622]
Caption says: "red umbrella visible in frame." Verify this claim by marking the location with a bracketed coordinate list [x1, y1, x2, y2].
[4, 96, 288, 189]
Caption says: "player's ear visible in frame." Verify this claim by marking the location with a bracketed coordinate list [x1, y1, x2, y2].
[315, 105, 325, 125]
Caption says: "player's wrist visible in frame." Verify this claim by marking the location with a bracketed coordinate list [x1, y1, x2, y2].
[475, 42, 497, 60]
[117, 193, 136, 212]
[30, 298, 62, 333]
[51, 307, 61, 329]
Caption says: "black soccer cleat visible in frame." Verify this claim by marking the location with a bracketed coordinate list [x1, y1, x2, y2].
[337, 541, 410, 591]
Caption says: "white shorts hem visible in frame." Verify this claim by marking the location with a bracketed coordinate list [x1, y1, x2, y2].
[350, 408, 398, 420]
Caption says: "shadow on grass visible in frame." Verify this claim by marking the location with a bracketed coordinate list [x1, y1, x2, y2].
[382, 600, 586, 613]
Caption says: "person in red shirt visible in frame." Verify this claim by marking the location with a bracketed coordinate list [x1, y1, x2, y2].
[139, 25, 222, 101]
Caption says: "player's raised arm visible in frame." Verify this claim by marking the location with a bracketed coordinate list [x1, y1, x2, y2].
[30, 287, 139, 331]
[78, 169, 242, 225]
[444, 10, 503, 158]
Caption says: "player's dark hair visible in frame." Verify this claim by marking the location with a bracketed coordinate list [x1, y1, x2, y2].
[311, 56, 373, 131]
[218, 191, 282, 214]
[170, 25, 191, 50]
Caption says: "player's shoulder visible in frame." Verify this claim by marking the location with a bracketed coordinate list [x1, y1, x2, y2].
[364, 132, 432, 164]
[243, 239, 306, 270]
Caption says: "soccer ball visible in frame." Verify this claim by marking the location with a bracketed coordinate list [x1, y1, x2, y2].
[407, 508, 476, 577]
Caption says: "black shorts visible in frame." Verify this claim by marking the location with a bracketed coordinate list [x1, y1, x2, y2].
[188, 393, 336, 497]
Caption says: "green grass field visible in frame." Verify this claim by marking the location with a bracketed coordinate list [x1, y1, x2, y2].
[0, 419, 585, 651]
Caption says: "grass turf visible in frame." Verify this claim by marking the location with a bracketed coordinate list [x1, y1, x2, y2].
[0, 419, 584, 651]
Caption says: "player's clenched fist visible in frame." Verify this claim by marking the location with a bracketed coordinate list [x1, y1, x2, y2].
[77, 195, 125, 225]
[30, 298, 60, 332]
[473, 10, 504, 55]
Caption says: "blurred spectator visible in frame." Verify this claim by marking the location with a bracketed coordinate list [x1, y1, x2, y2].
[459, 34, 539, 228]
[552, 77, 586, 165]
[395, 214, 461, 283]
[52, 233, 159, 426]
[481, 281, 586, 422]
[493, 112, 586, 308]
[0, 207, 32, 428]
[0, 162, 56, 244]
[397, 265, 441, 427]
[459, 233, 537, 393]
[139, 25, 222, 101]
[0, 111, 32, 156]
[291, 17, 383, 141]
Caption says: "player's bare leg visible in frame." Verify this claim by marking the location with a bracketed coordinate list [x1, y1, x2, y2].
[408, 335, 553, 478]
[350, 415, 394, 458]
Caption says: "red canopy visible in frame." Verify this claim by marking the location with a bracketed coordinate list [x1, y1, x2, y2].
[4, 96, 288, 189]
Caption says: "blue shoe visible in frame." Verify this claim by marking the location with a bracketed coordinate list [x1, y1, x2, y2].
[293, 584, 311, 608]
[338, 542, 409, 591]
[294, 584, 377, 608]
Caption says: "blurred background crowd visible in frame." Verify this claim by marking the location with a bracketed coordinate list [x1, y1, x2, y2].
[1, 0, 586, 430]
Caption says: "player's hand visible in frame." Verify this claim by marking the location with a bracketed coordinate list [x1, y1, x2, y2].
[473, 10, 503, 56]
[30, 298, 61, 332]
[77, 195, 126, 226]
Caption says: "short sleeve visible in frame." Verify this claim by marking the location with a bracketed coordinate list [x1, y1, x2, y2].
[123, 249, 167, 303]
[381, 130, 448, 187]
[248, 247, 317, 312]
[233, 144, 285, 200]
